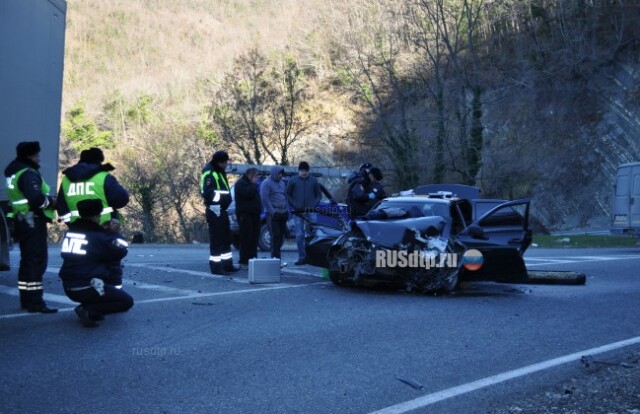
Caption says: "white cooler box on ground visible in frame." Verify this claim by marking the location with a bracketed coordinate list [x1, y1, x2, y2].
[248, 258, 281, 283]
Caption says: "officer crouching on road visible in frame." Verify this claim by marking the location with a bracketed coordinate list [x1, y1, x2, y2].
[3, 141, 58, 313]
[59, 199, 134, 328]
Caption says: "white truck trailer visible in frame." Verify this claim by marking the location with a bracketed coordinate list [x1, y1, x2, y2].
[0, 0, 67, 270]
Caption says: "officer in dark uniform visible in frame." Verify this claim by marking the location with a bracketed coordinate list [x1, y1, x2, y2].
[200, 150, 240, 275]
[57, 147, 130, 287]
[3, 141, 57, 313]
[59, 199, 134, 328]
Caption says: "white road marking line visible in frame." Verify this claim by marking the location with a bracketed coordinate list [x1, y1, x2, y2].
[282, 268, 322, 277]
[524, 258, 574, 262]
[526, 255, 640, 267]
[0, 285, 76, 305]
[567, 255, 625, 260]
[127, 263, 250, 284]
[121, 279, 202, 296]
[0, 282, 328, 320]
[369, 335, 640, 414]
[525, 260, 575, 266]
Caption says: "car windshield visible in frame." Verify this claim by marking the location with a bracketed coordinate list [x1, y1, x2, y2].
[373, 199, 449, 218]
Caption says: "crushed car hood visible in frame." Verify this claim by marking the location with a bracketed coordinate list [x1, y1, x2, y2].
[354, 216, 446, 248]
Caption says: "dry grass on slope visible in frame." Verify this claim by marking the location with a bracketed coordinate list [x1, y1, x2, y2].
[63, 0, 356, 116]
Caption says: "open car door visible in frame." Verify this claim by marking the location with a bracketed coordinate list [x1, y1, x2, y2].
[455, 199, 532, 282]
[295, 207, 350, 269]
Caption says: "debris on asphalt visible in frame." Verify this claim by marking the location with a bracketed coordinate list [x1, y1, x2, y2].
[396, 376, 424, 390]
[192, 302, 215, 306]
[580, 355, 635, 368]
[489, 350, 640, 413]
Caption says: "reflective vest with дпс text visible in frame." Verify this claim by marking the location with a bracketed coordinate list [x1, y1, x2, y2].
[6, 168, 56, 220]
[200, 170, 230, 205]
[60, 171, 113, 224]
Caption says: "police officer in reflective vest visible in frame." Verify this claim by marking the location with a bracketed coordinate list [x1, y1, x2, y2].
[57, 147, 129, 229]
[3, 141, 57, 313]
[59, 199, 134, 328]
[57, 147, 129, 287]
[200, 151, 239, 275]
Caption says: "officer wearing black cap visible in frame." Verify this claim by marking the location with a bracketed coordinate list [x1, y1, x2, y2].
[200, 150, 239, 275]
[59, 199, 134, 328]
[346, 162, 376, 219]
[57, 147, 129, 229]
[3, 141, 57, 313]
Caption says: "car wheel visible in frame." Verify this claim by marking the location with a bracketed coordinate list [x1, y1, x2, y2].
[258, 223, 271, 252]
[327, 245, 356, 287]
[328, 270, 354, 287]
[440, 269, 459, 293]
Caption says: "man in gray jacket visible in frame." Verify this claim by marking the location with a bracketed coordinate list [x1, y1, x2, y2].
[260, 166, 288, 262]
[286, 161, 322, 265]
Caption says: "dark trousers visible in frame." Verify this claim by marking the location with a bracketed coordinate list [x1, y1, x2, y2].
[267, 212, 287, 259]
[238, 212, 260, 264]
[207, 209, 233, 271]
[15, 215, 48, 308]
[65, 285, 134, 317]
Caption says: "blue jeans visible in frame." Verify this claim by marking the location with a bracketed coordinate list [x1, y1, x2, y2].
[294, 215, 306, 260]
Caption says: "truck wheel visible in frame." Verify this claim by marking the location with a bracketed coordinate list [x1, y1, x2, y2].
[258, 223, 271, 252]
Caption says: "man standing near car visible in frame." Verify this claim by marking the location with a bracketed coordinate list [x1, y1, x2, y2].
[234, 168, 261, 266]
[347, 166, 386, 218]
[200, 150, 240, 275]
[260, 166, 288, 264]
[286, 161, 322, 265]
[367, 167, 386, 204]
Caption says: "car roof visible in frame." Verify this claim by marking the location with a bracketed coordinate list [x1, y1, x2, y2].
[381, 196, 454, 205]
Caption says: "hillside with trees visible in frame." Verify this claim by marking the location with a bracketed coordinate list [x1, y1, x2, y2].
[60, 0, 640, 241]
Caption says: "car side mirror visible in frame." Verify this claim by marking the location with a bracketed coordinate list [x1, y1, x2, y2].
[468, 225, 487, 239]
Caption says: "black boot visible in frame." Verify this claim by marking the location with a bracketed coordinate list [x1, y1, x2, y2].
[222, 259, 240, 273]
[210, 262, 230, 276]
[75, 305, 99, 327]
[22, 291, 57, 313]
[26, 301, 58, 314]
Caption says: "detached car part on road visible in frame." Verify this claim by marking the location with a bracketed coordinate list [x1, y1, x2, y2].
[296, 185, 533, 293]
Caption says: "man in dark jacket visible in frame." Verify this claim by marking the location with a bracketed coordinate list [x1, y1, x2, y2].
[260, 166, 288, 263]
[367, 167, 386, 202]
[234, 167, 261, 265]
[3, 141, 57, 313]
[200, 150, 239, 275]
[347, 166, 385, 218]
[285, 161, 322, 265]
[59, 199, 134, 328]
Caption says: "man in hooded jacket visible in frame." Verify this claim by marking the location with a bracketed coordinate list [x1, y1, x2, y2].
[260, 166, 288, 262]
[4, 141, 58, 313]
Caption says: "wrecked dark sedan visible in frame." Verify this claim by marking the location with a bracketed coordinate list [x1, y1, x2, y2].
[297, 185, 532, 293]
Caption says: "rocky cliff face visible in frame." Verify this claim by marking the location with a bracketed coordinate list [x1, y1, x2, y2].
[480, 51, 640, 232]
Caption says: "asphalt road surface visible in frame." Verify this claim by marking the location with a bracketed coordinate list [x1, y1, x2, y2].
[1, 245, 639, 414]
